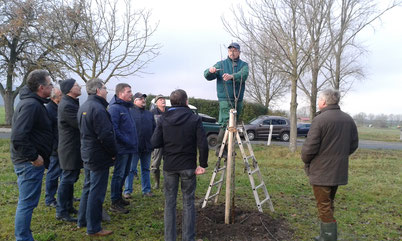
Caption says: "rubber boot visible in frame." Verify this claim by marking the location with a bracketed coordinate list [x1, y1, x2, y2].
[153, 170, 160, 189]
[215, 128, 227, 158]
[314, 221, 337, 241]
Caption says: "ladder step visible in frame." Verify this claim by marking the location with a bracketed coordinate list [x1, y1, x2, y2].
[249, 167, 259, 175]
[206, 193, 219, 200]
[244, 155, 253, 160]
[259, 197, 270, 205]
[211, 179, 223, 187]
[255, 182, 264, 190]
[216, 167, 226, 172]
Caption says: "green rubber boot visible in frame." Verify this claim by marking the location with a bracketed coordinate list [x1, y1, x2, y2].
[314, 222, 337, 241]
[153, 170, 160, 189]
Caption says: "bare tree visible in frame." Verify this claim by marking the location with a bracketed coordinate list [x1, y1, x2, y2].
[40, 0, 161, 83]
[244, 0, 312, 152]
[326, 0, 400, 91]
[298, 0, 334, 120]
[0, 0, 65, 125]
[241, 37, 289, 110]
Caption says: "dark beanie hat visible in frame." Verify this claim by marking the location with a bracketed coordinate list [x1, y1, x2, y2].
[60, 78, 76, 94]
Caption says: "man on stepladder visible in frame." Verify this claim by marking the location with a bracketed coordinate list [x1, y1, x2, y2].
[301, 89, 359, 241]
[204, 42, 249, 156]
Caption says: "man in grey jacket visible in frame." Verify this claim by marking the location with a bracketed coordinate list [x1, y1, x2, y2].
[301, 89, 358, 241]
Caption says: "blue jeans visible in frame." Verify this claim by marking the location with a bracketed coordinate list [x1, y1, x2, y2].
[110, 153, 133, 202]
[56, 169, 80, 217]
[164, 169, 196, 241]
[45, 155, 62, 205]
[124, 152, 151, 194]
[14, 162, 45, 241]
[78, 168, 110, 234]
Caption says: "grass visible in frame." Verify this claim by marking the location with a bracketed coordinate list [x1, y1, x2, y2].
[0, 106, 5, 125]
[358, 126, 401, 142]
[0, 139, 401, 240]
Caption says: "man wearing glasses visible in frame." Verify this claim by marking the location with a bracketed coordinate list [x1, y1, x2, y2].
[77, 79, 117, 236]
[11, 69, 54, 241]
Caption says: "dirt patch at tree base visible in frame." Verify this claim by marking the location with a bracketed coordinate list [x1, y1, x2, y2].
[177, 204, 294, 241]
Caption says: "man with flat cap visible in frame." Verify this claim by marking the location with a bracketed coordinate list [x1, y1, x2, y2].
[204, 42, 249, 156]
[124, 92, 155, 197]
[56, 78, 82, 222]
[150, 94, 166, 189]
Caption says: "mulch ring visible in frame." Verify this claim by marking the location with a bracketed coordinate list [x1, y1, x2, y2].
[177, 204, 294, 241]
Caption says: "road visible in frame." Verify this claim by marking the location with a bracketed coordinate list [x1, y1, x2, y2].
[1, 129, 401, 150]
[251, 138, 402, 150]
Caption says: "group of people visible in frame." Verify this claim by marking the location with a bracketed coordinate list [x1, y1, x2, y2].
[10, 70, 209, 240]
[10, 41, 357, 241]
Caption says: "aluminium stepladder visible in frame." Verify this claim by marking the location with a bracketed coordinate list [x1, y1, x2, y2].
[202, 124, 274, 213]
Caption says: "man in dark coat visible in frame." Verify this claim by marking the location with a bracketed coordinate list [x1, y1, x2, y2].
[11, 69, 53, 241]
[151, 89, 208, 241]
[77, 78, 117, 236]
[45, 87, 63, 208]
[124, 92, 155, 197]
[56, 78, 82, 222]
[301, 89, 359, 241]
[108, 83, 138, 214]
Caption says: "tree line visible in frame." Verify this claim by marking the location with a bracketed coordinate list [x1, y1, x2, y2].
[353, 112, 402, 128]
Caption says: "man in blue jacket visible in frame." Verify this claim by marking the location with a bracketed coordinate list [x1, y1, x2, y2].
[108, 83, 138, 214]
[11, 69, 54, 241]
[124, 92, 155, 197]
[77, 78, 117, 236]
[151, 89, 208, 241]
[204, 42, 249, 155]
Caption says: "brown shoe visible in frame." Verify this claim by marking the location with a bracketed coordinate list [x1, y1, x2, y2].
[87, 229, 113, 236]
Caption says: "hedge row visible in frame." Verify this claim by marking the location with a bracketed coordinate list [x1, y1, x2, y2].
[146, 94, 268, 123]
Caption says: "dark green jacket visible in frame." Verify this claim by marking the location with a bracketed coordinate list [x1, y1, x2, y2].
[204, 57, 249, 101]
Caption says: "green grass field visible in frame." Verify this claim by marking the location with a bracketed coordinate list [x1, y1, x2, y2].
[0, 139, 400, 240]
[357, 126, 401, 142]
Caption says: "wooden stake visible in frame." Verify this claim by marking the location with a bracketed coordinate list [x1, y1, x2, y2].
[225, 109, 236, 224]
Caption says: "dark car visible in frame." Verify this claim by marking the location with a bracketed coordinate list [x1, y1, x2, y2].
[150, 98, 221, 149]
[244, 115, 290, 141]
[297, 123, 311, 137]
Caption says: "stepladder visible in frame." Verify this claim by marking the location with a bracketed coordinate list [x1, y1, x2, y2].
[202, 123, 275, 213]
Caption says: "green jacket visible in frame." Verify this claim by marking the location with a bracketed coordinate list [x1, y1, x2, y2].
[204, 57, 249, 101]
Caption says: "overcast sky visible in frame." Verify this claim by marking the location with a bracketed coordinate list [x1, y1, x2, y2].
[106, 0, 402, 116]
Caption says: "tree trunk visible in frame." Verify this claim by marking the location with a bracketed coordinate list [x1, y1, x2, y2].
[3, 91, 15, 126]
[289, 74, 298, 153]
[309, 68, 318, 121]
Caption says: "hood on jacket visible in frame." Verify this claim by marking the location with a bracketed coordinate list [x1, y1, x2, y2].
[163, 106, 193, 126]
[109, 95, 134, 108]
[19, 85, 50, 104]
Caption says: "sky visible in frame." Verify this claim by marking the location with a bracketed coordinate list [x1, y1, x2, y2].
[104, 0, 402, 116]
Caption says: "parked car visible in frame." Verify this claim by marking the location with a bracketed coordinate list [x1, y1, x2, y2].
[297, 123, 311, 137]
[150, 98, 221, 149]
[243, 115, 290, 141]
